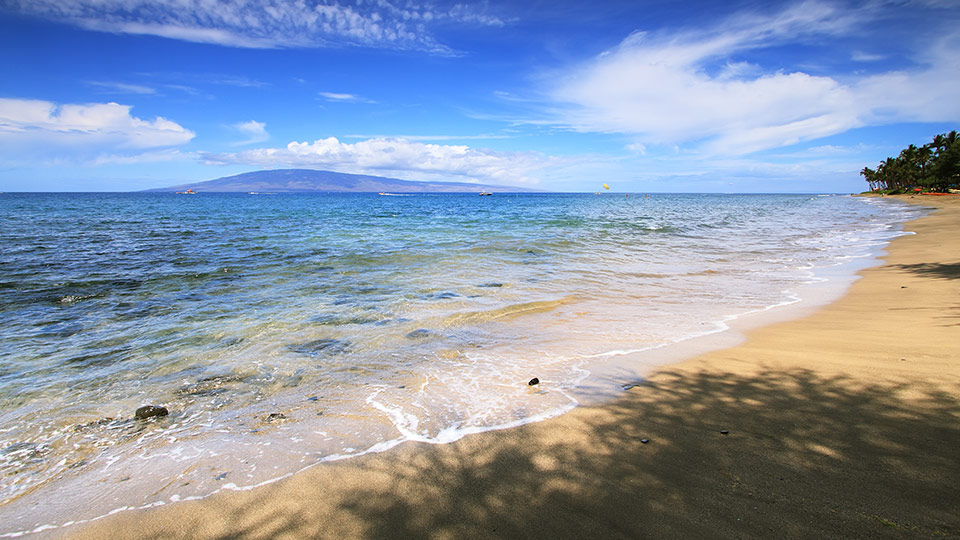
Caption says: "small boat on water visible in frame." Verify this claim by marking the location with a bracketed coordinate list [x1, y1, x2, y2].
[479, 191, 492, 196]
[176, 189, 197, 195]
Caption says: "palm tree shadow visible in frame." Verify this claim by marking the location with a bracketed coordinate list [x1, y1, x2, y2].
[323, 369, 960, 539]
[167, 369, 960, 539]
[892, 262, 960, 280]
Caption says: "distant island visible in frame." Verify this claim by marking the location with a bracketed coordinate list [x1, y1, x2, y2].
[145, 169, 537, 193]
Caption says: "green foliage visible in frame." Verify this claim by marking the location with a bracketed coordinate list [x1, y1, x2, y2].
[861, 131, 960, 193]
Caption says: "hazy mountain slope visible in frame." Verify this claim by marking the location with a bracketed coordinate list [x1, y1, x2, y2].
[146, 169, 535, 193]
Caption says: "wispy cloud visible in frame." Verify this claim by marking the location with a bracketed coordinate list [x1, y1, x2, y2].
[231, 120, 269, 146]
[0, 98, 194, 164]
[544, 1, 960, 156]
[202, 137, 553, 185]
[318, 92, 376, 104]
[87, 81, 158, 95]
[343, 133, 511, 141]
[851, 50, 885, 62]
[10, 0, 506, 54]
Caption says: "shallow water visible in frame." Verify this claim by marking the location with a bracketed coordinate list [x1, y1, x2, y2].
[0, 192, 923, 535]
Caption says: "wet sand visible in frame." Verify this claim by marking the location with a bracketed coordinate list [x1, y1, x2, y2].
[68, 195, 960, 539]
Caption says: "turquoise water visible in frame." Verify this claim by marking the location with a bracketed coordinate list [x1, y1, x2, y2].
[0, 192, 922, 534]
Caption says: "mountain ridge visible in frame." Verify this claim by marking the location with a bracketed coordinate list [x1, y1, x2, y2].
[145, 169, 537, 193]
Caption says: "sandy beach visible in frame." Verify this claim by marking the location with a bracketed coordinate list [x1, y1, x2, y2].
[66, 195, 960, 539]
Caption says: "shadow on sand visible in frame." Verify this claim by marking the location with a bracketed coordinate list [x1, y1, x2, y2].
[186, 368, 959, 539]
[892, 262, 960, 281]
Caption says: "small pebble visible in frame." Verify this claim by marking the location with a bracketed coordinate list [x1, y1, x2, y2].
[215, 472, 228, 481]
[306, 396, 319, 402]
[720, 429, 729, 435]
[528, 377, 540, 386]
[640, 438, 649, 444]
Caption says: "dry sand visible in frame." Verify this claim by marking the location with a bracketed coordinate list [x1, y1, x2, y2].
[67, 195, 960, 539]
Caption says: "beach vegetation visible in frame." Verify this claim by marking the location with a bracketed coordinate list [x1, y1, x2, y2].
[861, 131, 960, 193]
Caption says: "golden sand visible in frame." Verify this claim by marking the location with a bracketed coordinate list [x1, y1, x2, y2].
[67, 195, 960, 539]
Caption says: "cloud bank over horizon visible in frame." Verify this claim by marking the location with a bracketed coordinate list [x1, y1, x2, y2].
[203, 136, 553, 185]
[0, 98, 194, 165]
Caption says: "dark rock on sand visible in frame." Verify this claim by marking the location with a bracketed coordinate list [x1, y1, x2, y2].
[135, 405, 168, 420]
[266, 413, 286, 422]
[528, 377, 540, 386]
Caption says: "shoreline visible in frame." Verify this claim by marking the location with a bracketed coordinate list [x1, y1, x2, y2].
[66, 195, 960, 539]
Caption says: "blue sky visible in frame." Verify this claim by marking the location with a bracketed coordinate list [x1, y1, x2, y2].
[0, 0, 957, 192]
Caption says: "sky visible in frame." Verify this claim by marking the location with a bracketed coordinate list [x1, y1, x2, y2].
[0, 0, 958, 193]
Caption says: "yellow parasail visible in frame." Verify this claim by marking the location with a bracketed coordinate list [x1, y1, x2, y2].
[603, 183, 610, 190]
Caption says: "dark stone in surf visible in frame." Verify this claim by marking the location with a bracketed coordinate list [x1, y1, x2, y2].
[266, 413, 286, 422]
[135, 405, 168, 420]
[477, 283, 503, 288]
[528, 377, 540, 386]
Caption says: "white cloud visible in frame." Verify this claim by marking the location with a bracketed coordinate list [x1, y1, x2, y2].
[0, 98, 194, 161]
[318, 92, 376, 103]
[11, 0, 505, 54]
[546, 1, 960, 156]
[231, 120, 269, 145]
[203, 137, 553, 185]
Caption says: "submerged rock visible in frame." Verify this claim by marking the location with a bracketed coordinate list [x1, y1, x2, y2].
[266, 413, 286, 422]
[74, 417, 115, 432]
[288, 338, 350, 356]
[528, 377, 540, 386]
[135, 405, 168, 420]
[176, 375, 241, 397]
[281, 374, 303, 388]
[405, 329, 433, 339]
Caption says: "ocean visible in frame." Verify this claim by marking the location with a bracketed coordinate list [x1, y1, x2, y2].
[0, 192, 923, 535]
